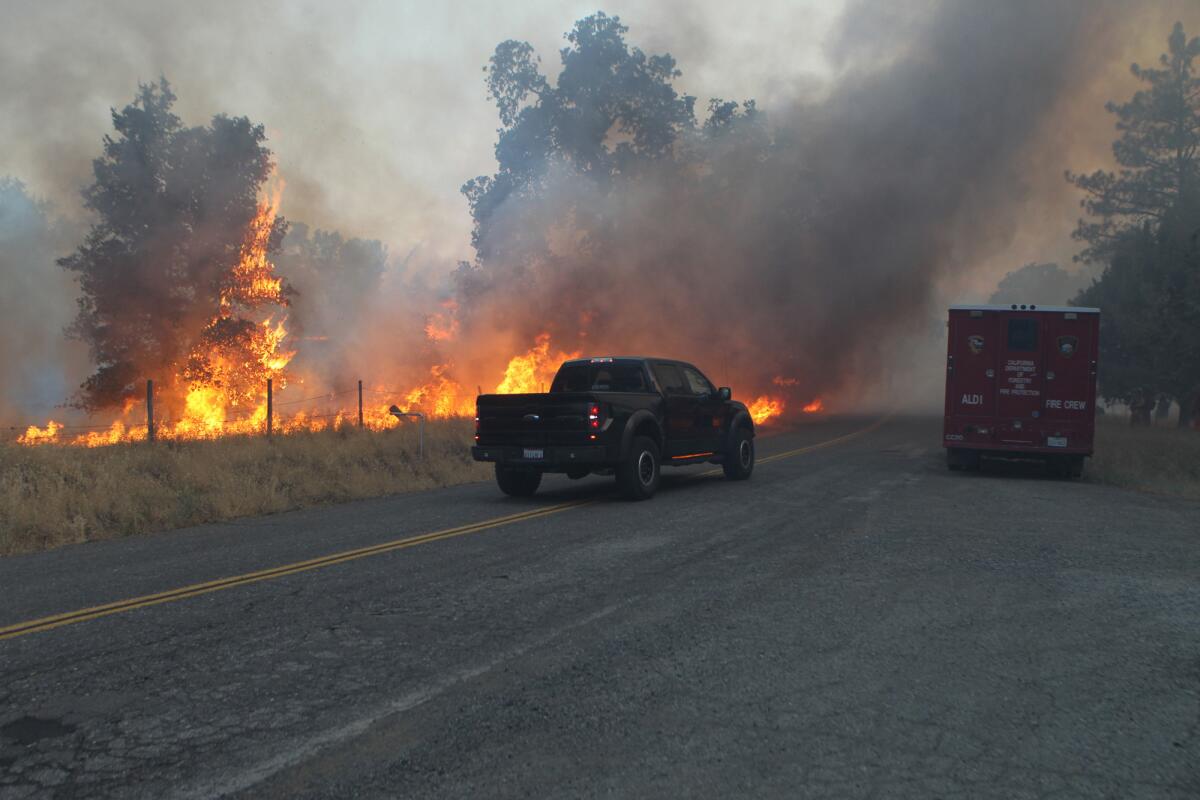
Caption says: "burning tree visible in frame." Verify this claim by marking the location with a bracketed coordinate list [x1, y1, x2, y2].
[60, 79, 290, 414]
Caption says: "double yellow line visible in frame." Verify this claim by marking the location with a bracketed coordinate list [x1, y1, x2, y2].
[0, 501, 589, 642]
[1, 416, 888, 642]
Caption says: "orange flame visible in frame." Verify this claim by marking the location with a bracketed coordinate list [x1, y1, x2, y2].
[802, 398, 824, 413]
[17, 420, 63, 445]
[402, 364, 474, 418]
[495, 333, 579, 394]
[749, 396, 784, 425]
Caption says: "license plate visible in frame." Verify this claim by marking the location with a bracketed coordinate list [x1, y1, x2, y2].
[523, 448, 544, 460]
[1047, 436, 1067, 448]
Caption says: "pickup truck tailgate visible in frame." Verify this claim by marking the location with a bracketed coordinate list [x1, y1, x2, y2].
[476, 393, 591, 446]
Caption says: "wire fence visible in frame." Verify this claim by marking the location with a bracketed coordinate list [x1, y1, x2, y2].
[1, 378, 450, 447]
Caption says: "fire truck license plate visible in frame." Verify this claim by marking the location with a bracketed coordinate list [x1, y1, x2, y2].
[523, 448, 544, 460]
[1047, 436, 1067, 447]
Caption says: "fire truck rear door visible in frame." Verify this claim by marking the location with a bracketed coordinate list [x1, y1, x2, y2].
[996, 315, 1045, 421]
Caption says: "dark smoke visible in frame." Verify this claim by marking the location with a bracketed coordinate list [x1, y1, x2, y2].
[447, 1, 1113, 408]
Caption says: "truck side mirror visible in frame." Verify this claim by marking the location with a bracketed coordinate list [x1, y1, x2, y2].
[718, 387, 732, 401]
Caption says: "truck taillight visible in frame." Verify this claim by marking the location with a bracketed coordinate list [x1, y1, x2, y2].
[589, 404, 602, 429]
[474, 416, 480, 442]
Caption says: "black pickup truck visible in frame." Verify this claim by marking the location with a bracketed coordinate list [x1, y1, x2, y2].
[471, 357, 756, 500]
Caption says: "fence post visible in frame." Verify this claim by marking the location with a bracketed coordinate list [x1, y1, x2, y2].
[266, 378, 273, 439]
[358, 380, 364, 429]
[146, 379, 155, 443]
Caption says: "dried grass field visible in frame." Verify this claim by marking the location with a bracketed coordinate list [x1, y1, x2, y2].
[1086, 415, 1200, 500]
[3, 413, 1195, 558]
[0, 419, 489, 556]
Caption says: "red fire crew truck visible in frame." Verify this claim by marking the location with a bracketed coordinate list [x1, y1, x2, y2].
[943, 304, 1100, 477]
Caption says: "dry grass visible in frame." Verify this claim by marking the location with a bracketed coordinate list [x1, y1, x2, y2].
[1087, 416, 1200, 500]
[0, 419, 491, 556]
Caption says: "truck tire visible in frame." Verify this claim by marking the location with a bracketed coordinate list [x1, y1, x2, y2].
[722, 428, 755, 480]
[1047, 455, 1084, 480]
[947, 448, 979, 471]
[617, 436, 660, 500]
[495, 465, 542, 497]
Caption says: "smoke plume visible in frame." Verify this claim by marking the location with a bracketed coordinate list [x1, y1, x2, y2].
[438, 1, 1135, 410]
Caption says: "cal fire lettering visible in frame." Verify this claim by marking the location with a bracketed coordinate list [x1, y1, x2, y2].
[961, 393, 983, 405]
[1045, 399, 1088, 410]
[1003, 359, 1040, 397]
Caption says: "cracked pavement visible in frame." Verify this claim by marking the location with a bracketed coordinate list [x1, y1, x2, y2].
[0, 417, 1197, 798]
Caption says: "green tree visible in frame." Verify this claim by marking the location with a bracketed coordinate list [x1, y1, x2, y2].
[1067, 23, 1200, 426]
[60, 79, 285, 411]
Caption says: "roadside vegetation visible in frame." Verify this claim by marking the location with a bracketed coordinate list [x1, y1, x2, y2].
[1087, 415, 1200, 500]
[0, 419, 490, 556]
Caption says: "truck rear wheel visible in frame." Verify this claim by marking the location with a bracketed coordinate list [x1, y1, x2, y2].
[722, 428, 755, 480]
[1049, 455, 1085, 480]
[495, 465, 542, 497]
[947, 448, 979, 471]
[617, 436, 660, 500]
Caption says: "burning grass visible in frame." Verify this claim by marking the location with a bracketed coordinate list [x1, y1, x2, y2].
[0, 419, 489, 556]
[1086, 416, 1200, 500]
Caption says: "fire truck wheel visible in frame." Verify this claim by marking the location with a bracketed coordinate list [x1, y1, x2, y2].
[617, 436, 661, 500]
[495, 465, 542, 497]
[947, 448, 980, 472]
[722, 428, 755, 480]
[1069, 456, 1085, 479]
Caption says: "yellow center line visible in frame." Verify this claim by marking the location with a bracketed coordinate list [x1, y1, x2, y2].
[0, 501, 590, 641]
[1, 416, 889, 642]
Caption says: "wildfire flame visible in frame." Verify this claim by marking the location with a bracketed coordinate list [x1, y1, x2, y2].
[749, 396, 784, 425]
[403, 364, 474, 419]
[495, 333, 579, 395]
[394, 333, 580, 420]
[13, 192, 818, 452]
[748, 389, 823, 426]
[17, 421, 63, 445]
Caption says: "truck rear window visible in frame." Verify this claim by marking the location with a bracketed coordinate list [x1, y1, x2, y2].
[550, 362, 649, 393]
[1007, 318, 1038, 352]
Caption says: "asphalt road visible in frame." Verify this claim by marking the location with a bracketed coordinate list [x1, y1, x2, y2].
[0, 416, 1197, 799]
